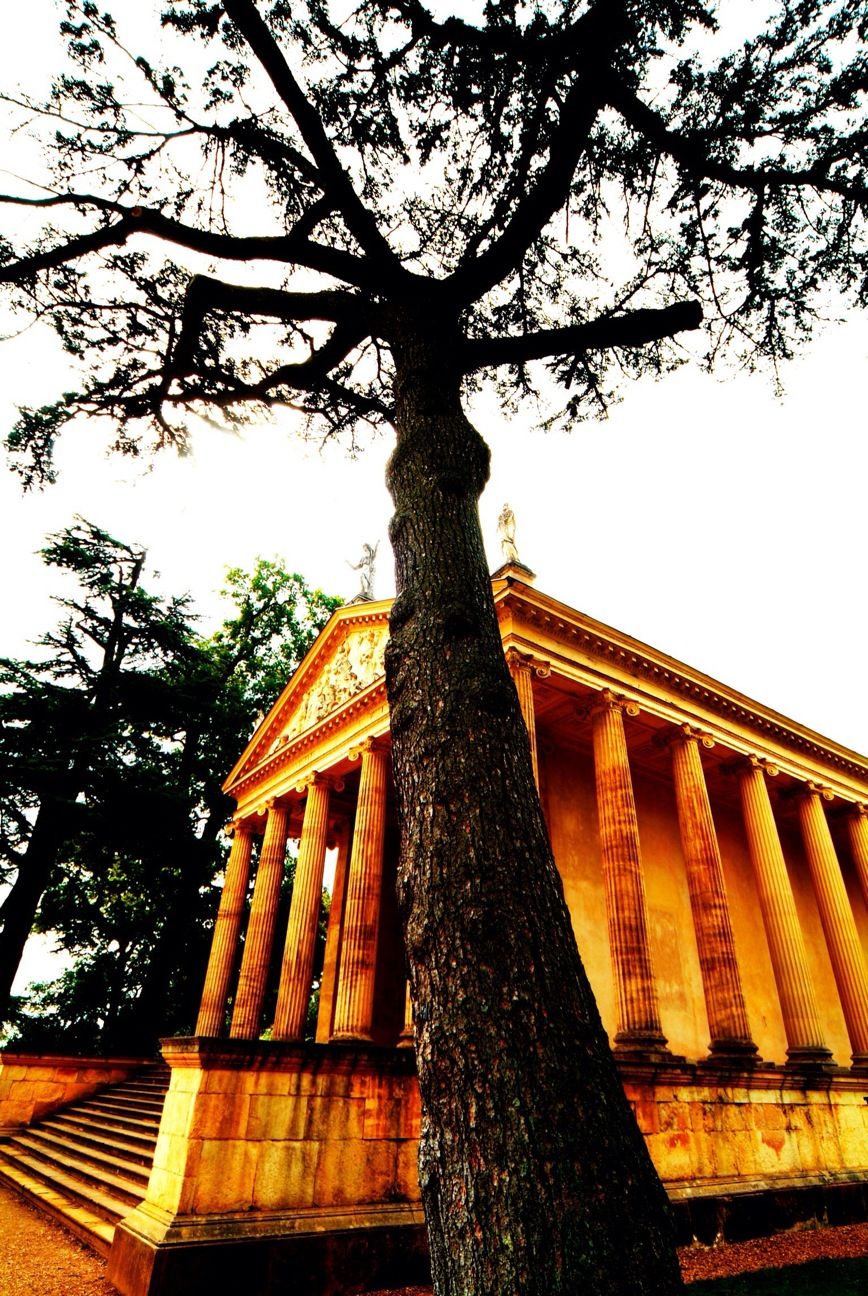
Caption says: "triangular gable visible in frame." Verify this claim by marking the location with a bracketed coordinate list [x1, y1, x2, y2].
[224, 603, 390, 791]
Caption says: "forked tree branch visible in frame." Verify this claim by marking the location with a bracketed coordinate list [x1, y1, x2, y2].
[608, 81, 868, 203]
[445, 2, 629, 303]
[0, 195, 373, 288]
[171, 275, 371, 376]
[222, 0, 406, 283]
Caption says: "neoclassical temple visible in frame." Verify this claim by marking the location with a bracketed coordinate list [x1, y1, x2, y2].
[104, 563, 868, 1294]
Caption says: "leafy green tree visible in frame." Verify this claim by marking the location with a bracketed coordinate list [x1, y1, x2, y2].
[2, 3, 866, 1293]
[2, 526, 339, 1048]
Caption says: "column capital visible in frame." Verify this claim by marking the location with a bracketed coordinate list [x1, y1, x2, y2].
[581, 688, 640, 721]
[722, 754, 779, 780]
[655, 723, 715, 752]
[348, 734, 390, 762]
[848, 801, 868, 820]
[295, 772, 345, 795]
[505, 646, 551, 679]
[787, 780, 834, 804]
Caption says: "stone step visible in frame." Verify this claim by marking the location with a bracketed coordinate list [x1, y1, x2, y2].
[4, 1134, 148, 1203]
[0, 1061, 169, 1257]
[0, 1156, 116, 1257]
[80, 1093, 165, 1117]
[45, 1113, 157, 1163]
[18, 1126, 152, 1184]
[75, 1100, 162, 1133]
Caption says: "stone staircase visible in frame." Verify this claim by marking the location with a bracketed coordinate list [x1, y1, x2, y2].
[0, 1064, 169, 1256]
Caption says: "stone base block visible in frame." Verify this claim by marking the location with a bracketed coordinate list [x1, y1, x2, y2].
[670, 1172, 868, 1246]
[108, 1201, 429, 1296]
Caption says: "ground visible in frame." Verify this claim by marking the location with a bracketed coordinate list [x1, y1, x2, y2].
[1, 1180, 866, 1295]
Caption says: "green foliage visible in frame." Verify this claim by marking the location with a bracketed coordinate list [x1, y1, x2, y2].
[1, 519, 339, 1050]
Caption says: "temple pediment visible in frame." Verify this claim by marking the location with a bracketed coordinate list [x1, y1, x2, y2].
[277, 620, 388, 743]
[225, 604, 390, 791]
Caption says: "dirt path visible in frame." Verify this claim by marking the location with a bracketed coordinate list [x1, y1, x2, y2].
[0, 1183, 115, 1295]
[2, 1179, 867, 1295]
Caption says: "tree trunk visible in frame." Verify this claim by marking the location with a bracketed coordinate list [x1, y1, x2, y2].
[384, 314, 682, 1295]
[0, 798, 70, 1019]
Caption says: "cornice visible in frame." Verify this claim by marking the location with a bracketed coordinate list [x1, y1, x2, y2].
[494, 578, 868, 783]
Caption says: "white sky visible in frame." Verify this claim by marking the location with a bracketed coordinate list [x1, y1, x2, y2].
[2, 4, 868, 989]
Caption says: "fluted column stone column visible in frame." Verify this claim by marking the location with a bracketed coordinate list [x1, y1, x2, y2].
[669, 727, 757, 1061]
[195, 820, 255, 1037]
[272, 775, 342, 1041]
[847, 805, 868, 911]
[590, 690, 669, 1058]
[332, 738, 389, 1041]
[737, 759, 832, 1068]
[796, 785, 868, 1068]
[230, 800, 290, 1040]
[315, 820, 351, 1043]
[506, 649, 547, 789]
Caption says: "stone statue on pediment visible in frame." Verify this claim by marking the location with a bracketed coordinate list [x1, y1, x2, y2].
[497, 503, 520, 564]
[348, 541, 378, 601]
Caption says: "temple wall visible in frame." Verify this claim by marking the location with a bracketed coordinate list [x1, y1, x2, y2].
[633, 771, 707, 1060]
[0, 1054, 145, 1134]
[715, 804, 788, 1062]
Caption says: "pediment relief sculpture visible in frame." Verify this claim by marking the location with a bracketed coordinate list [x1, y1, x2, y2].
[267, 625, 388, 752]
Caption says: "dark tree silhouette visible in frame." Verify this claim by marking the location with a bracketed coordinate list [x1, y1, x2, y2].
[1, 2, 865, 1291]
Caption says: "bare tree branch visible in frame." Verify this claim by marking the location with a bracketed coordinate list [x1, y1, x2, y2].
[222, 0, 407, 282]
[0, 195, 373, 288]
[462, 300, 703, 371]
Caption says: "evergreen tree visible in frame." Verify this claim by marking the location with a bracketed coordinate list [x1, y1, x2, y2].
[1, 523, 339, 1048]
[1, 4, 866, 1291]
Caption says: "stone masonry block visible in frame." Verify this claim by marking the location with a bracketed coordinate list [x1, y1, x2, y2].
[189, 1092, 251, 1140]
[252, 1139, 319, 1211]
[191, 1139, 258, 1214]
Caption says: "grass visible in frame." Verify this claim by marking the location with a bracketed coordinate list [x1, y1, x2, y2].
[690, 1256, 868, 1295]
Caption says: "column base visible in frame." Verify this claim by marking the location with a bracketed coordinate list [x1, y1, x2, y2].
[329, 1030, 374, 1044]
[701, 1038, 762, 1067]
[613, 1031, 673, 1063]
[784, 1045, 837, 1074]
[848, 1052, 868, 1073]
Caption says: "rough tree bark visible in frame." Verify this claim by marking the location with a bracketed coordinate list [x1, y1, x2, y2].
[384, 311, 682, 1295]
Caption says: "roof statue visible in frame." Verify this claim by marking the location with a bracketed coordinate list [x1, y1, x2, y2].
[497, 503, 520, 564]
[494, 503, 535, 581]
[347, 540, 378, 602]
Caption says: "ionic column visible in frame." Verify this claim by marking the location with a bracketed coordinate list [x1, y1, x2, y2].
[669, 728, 757, 1061]
[590, 691, 668, 1057]
[506, 649, 548, 789]
[332, 739, 389, 1041]
[316, 820, 351, 1043]
[195, 820, 255, 1037]
[847, 805, 868, 911]
[796, 785, 868, 1067]
[272, 775, 342, 1041]
[737, 759, 832, 1067]
[230, 800, 290, 1040]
